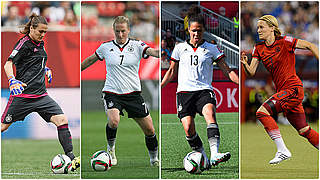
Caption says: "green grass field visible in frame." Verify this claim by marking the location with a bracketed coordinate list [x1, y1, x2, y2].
[1, 139, 80, 179]
[81, 110, 159, 179]
[241, 122, 319, 179]
[161, 112, 239, 179]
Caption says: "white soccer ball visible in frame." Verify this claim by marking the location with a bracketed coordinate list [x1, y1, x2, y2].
[90, 150, 112, 171]
[183, 151, 206, 174]
[51, 154, 72, 174]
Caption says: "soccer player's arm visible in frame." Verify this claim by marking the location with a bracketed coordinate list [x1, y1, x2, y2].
[4, 60, 15, 80]
[81, 53, 100, 71]
[240, 52, 259, 77]
[296, 39, 319, 60]
[161, 60, 178, 88]
[146, 48, 160, 58]
[216, 58, 239, 84]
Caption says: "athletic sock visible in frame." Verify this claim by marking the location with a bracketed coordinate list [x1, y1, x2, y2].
[300, 127, 319, 149]
[186, 134, 209, 161]
[145, 134, 158, 159]
[256, 112, 288, 152]
[57, 124, 75, 160]
[207, 123, 220, 157]
[106, 123, 117, 148]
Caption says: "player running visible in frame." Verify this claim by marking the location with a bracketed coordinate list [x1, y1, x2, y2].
[161, 15, 239, 168]
[81, 16, 159, 166]
[1, 13, 80, 171]
[241, 15, 319, 164]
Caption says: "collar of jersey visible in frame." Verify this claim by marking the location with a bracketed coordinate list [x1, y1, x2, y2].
[264, 36, 281, 48]
[27, 34, 42, 46]
[112, 38, 130, 49]
[186, 39, 205, 48]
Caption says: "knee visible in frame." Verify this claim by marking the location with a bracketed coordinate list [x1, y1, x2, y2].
[51, 114, 68, 127]
[108, 117, 119, 128]
[256, 105, 270, 116]
[1, 124, 9, 132]
[298, 126, 310, 136]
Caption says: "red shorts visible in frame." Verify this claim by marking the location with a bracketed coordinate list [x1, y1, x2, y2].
[264, 86, 304, 116]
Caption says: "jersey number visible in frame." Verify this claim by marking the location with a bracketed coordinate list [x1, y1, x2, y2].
[120, 55, 124, 65]
[190, 55, 198, 66]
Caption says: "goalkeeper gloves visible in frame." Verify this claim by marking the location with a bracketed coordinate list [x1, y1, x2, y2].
[45, 67, 52, 83]
[8, 76, 27, 96]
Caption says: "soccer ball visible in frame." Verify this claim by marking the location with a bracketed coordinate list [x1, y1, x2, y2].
[183, 151, 206, 174]
[90, 150, 112, 171]
[51, 154, 72, 174]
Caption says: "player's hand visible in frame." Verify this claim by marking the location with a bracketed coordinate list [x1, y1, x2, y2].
[240, 52, 248, 65]
[45, 67, 52, 83]
[8, 76, 27, 95]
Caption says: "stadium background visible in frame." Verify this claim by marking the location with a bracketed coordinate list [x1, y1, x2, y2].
[161, 1, 239, 179]
[241, 1, 319, 179]
[1, 1, 80, 140]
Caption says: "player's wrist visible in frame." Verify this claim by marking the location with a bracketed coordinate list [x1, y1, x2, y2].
[8, 75, 15, 81]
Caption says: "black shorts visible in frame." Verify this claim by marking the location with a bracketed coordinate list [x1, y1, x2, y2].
[1, 95, 64, 124]
[102, 92, 149, 118]
[176, 89, 216, 119]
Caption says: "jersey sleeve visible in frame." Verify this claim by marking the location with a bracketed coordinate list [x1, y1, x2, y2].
[283, 36, 298, 53]
[95, 44, 105, 61]
[8, 40, 27, 64]
[211, 45, 225, 62]
[137, 40, 150, 59]
[170, 44, 180, 62]
[251, 45, 260, 60]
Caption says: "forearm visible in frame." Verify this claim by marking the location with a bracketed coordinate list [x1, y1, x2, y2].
[146, 48, 159, 58]
[242, 62, 254, 76]
[4, 61, 15, 79]
[309, 43, 319, 60]
[161, 68, 176, 88]
[81, 54, 98, 71]
[229, 71, 239, 84]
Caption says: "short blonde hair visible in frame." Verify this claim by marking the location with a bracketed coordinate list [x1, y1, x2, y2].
[259, 15, 281, 37]
[113, 16, 130, 29]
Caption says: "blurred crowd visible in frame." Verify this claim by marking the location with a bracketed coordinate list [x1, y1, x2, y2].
[1, 1, 80, 30]
[81, 1, 159, 43]
[241, 1, 319, 50]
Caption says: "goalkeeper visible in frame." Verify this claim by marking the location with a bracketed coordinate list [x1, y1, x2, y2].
[1, 13, 80, 171]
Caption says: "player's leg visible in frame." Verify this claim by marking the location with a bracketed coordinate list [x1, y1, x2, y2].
[134, 115, 159, 166]
[1, 123, 12, 132]
[256, 93, 291, 164]
[106, 108, 121, 165]
[286, 111, 319, 149]
[181, 116, 210, 169]
[102, 92, 124, 166]
[202, 103, 231, 166]
[37, 95, 79, 171]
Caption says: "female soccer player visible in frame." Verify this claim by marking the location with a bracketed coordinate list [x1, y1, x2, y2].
[81, 16, 159, 166]
[241, 15, 319, 164]
[161, 15, 239, 168]
[1, 13, 80, 171]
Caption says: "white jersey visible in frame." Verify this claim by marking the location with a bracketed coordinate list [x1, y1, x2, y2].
[95, 39, 149, 94]
[171, 40, 225, 92]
